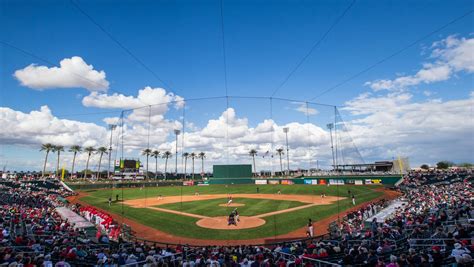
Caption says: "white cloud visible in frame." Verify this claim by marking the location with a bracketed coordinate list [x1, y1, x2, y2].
[294, 103, 319, 115]
[0, 106, 108, 147]
[342, 91, 474, 164]
[82, 87, 184, 125]
[366, 35, 474, 91]
[14, 56, 109, 91]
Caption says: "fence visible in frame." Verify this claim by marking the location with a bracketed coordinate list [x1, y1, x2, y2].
[274, 251, 341, 267]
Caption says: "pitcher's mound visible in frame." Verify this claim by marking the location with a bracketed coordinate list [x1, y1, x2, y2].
[196, 216, 265, 229]
[218, 203, 245, 207]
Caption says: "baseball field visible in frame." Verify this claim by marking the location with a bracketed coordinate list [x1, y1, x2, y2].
[71, 184, 393, 245]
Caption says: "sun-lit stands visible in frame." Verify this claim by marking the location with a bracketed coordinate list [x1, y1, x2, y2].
[79, 206, 121, 241]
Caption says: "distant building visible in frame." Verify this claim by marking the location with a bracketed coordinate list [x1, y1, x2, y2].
[336, 157, 410, 174]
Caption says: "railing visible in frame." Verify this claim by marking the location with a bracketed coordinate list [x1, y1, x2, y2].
[274, 251, 341, 267]
[301, 256, 342, 267]
[408, 238, 472, 248]
[121, 252, 182, 266]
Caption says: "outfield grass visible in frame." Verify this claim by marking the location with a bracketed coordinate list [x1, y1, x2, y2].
[157, 197, 306, 217]
[79, 184, 383, 240]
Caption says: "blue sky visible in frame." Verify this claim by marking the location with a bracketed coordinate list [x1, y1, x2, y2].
[1, 0, 473, 171]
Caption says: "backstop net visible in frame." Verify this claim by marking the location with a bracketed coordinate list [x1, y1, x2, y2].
[113, 96, 364, 178]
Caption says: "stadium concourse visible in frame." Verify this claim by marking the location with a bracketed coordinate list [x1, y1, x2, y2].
[0, 170, 472, 267]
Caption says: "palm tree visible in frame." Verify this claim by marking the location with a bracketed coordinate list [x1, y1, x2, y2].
[52, 145, 64, 177]
[83, 146, 96, 179]
[198, 152, 206, 174]
[40, 143, 54, 178]
[69, 145, 82, 178]
[182, 152, 190, 178]
[276, 148, 284, 175]
[162, 151, 172, 179]
[151, 150, 160, 179]
[96, 147, 108, 179]
[249, 149, 258, 176]
[142, 148, 152, 179]
[190, 152, 196, 179]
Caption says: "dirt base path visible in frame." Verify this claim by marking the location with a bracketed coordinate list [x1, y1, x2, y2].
[68, 187, 401, 246]
[147, 207, 208, 219]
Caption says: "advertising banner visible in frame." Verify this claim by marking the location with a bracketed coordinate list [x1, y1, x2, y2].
[319, 179, 327, 185]
[329, 179, 344, 185]
[255, 180, 268, 185]
[268, 180, 279, 185]
[281, 180, 294, 185]
[304, 179, 312, 185]
[183, 180, 194, 186]
[355, 180, 364, 185]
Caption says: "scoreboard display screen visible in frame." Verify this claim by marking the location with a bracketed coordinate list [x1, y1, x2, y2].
[123, 160, 137, 168]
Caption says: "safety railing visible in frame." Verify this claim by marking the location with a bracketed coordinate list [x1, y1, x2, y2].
[274, 251, 341, 267]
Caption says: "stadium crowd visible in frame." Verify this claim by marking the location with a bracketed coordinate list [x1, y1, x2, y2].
[0, 169, 472, 266]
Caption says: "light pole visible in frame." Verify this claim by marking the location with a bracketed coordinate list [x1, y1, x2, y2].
[174, 129, 180, 176]
[107, 124, 117, 179]
[327, 123, 336, 172]
[283, 127, 290, 177]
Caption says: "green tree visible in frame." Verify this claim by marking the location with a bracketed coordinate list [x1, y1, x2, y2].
[458, 162, 473, 168]
[249, 149, 258, 176]
[52, 145, 64, 177]
[162, 151, 172, 179]
[276, 148, 284, 175]
[198, 152, 206, 174]
[182, 152, 190, 178]
[96, 147, 108, 179]
[420, 164, 429, 170]
[142, 148, 152, 179]
[69, 145, 82, 178]
[40, 143, 54, 178]
[436, 161, 453, 169]
[151, 150, 160, 178]
[83, 146, 96, 178]
[190, 152, 196, 179]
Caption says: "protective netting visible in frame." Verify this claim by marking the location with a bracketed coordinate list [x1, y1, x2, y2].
[113, 96, 364, 177]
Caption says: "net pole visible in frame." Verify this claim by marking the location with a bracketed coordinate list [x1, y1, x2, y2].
[270, 97, 274, 177]
[306, 102, 311, 175]
[120, 110, 125, 225]
[181, 101, 186, 179]
[145, 106, 151, 208]
[334, 106, 340, 226]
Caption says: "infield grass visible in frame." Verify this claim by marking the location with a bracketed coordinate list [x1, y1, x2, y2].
[156, 197, 306, 217]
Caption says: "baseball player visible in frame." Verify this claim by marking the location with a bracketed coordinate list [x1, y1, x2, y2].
[234, 208, 240, 222]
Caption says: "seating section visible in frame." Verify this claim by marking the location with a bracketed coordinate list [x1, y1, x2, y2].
[0, 170, 472, 266]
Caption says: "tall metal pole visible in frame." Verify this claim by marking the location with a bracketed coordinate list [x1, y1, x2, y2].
[327, 122, 340, 225]
[283, 127, 290, 176]
[327, 123, 336, 172]
[174, 129, 180, 176]
[107, 124, 116, 179]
